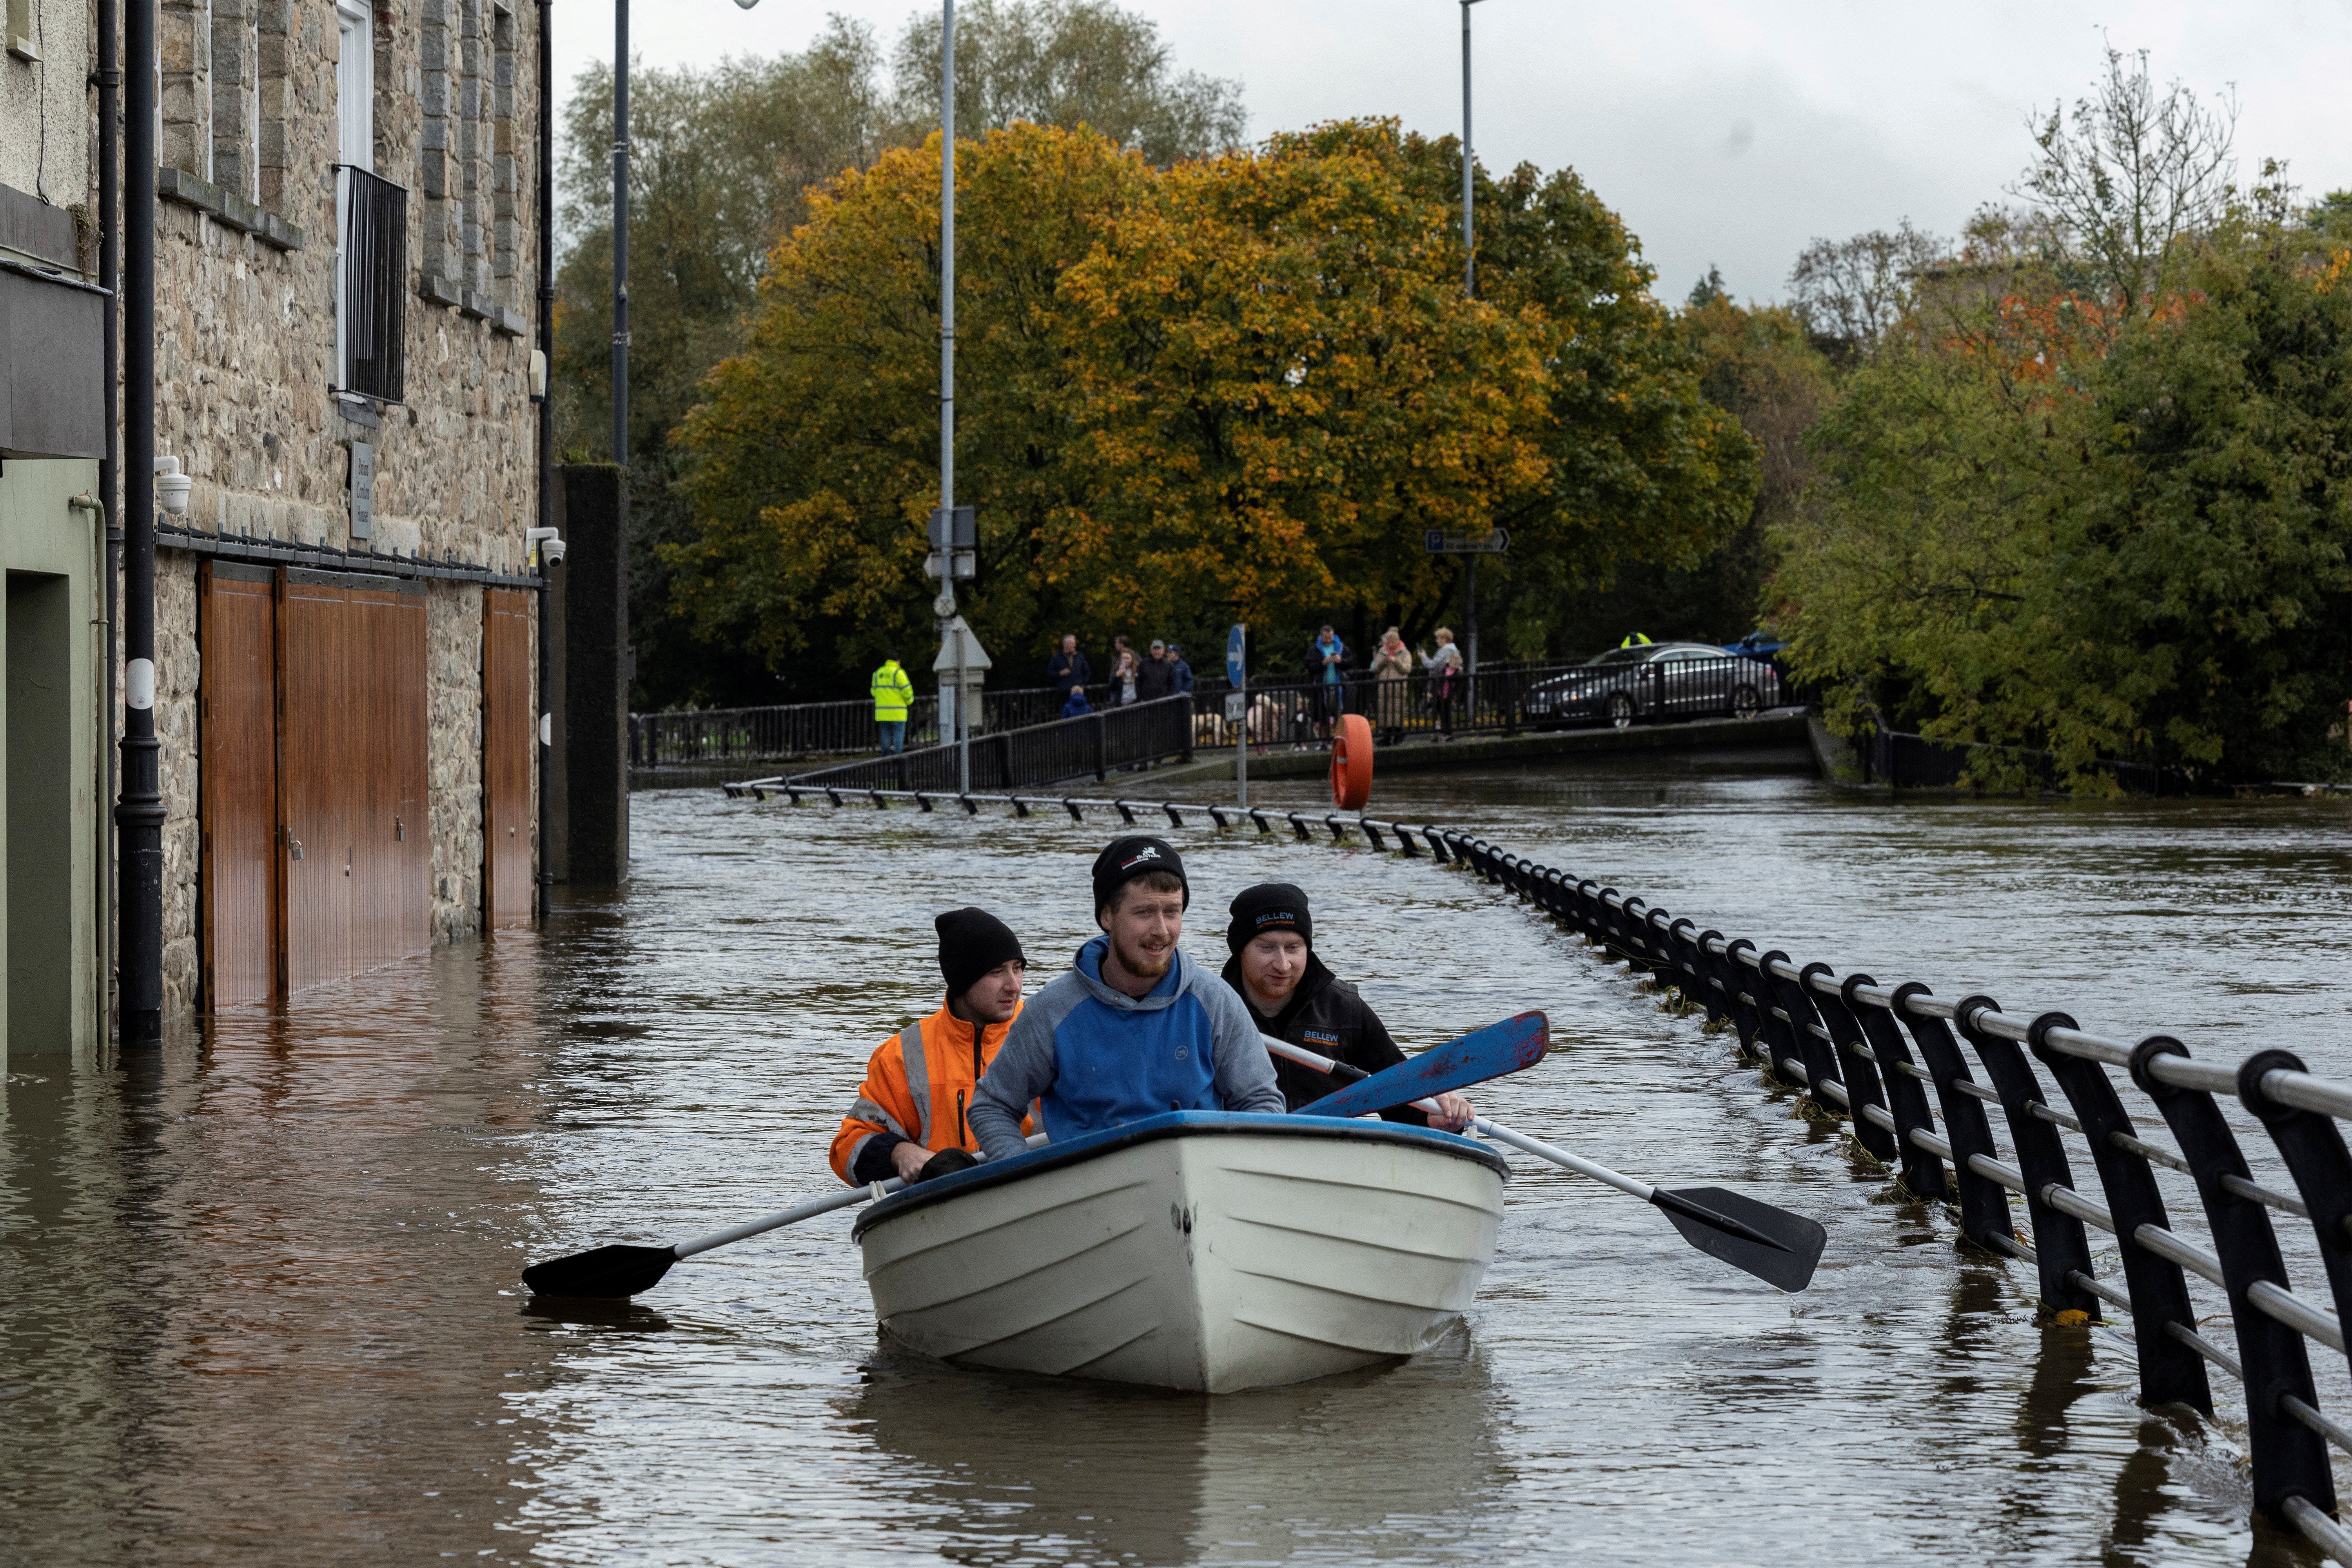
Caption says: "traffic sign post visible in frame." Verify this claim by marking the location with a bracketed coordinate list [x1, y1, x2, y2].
[1227, 623, 1247, 809]
[1425, 530, 1508, 724]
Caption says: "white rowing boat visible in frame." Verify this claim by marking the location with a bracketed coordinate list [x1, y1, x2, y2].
[850, 1111, 1509, 1393]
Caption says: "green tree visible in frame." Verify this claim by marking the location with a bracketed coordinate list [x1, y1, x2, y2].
[1393, 135, 1758, 657]
[1776, 230, 2352, 787]
[889, 0, 1245, 165]
[553, 2, 1245, 707]
[668, 121, 1756, 692]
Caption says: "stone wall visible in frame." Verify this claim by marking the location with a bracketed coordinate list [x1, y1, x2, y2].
[148, 0, 544, 1016]
[0, 0, 90, 214]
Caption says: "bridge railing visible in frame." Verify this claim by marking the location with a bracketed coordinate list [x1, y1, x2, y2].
[633, 650, 1795, 771]
[705, 780, 2352, 1562]
[1194, 652, 1788, 746]
[734, 696, 1195, 794]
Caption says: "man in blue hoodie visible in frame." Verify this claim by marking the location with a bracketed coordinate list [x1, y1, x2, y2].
[969, 836, 1285, 1160]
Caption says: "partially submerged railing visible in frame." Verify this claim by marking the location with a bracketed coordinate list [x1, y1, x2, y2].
[718, 781, 2352, 1562]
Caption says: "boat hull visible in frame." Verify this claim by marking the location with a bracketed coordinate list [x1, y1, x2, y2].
[852, 1113, 1508, 1393]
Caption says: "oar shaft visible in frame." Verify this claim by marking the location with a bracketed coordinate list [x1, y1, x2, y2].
[676, 1183, 886, 1259]
[1261, 1033, 1445, 1116]
[1471, 1117, 1655, 1202]
[671, 1132, 1051, 1261]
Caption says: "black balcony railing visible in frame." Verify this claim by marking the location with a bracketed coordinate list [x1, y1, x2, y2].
[336, 166, 407, 403]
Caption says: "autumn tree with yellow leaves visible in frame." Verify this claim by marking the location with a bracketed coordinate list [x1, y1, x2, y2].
[670, 120, 1755, 694]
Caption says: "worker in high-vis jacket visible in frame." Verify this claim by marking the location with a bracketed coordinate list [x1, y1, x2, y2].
[871, 651, 915, 755]
[830, 908, 1031, 1186]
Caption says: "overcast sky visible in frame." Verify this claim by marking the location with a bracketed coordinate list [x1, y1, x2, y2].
[554, 1, 2352, 305]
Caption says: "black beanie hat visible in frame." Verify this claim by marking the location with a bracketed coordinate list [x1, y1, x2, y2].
[1227, 882, 1312, 954]
[935, 907, 1025, 999]
[1091, 835, 1189, 915]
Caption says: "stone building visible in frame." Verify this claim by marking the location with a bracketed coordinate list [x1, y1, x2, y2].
[148, 0, 547, 1020]
[2, 0, 552, 1058]
[1, 0, 107, 1063]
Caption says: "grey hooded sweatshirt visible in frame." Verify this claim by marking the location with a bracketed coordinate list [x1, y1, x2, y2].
[969, 935, 1284, 1161]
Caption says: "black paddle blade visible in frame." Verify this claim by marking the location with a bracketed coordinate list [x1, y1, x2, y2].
[1650, 1186, 1826, 1293]
[521, 1243, 678, 1300]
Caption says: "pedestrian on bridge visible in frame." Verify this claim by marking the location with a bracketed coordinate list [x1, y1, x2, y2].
[1420, 628, 1462, 740]
[1046, 633, 1091, 693]
[1370, 627, 1414, 746]
[1308, 626, 1348, 741]
[1167, 644, 1194, 695]
[871, 651, 915, 755]
[1138, 640, 1178, 703]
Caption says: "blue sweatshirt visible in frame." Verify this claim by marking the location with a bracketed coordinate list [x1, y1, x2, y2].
[969, 936, 1284, 1159]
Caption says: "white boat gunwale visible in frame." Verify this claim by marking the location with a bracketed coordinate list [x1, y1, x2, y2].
[849, 1110, 1509, 1241]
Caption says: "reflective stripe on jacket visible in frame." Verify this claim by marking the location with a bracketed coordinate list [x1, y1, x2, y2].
[871, 661, 915, 720]
[829, 998, 1024, 1183]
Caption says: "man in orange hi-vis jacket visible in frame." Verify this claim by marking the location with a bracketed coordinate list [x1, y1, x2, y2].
[831, 907, 1029, 1187]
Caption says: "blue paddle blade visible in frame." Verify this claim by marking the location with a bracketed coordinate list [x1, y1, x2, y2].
[1295, 1011, 1550, 1119]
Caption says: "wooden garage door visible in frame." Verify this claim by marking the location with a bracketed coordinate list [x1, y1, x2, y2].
[278, 571, 429, 994]
[482, 589, 532, 928]
[199, 563, 279, 1007]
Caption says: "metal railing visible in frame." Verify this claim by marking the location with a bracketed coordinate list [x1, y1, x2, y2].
[1198, 652, 1786, 747]
[640, 650, 1790, 772]
[632, 684, 1134, 772]
[731, 695, 1196, 795]
[334, 165, 406, 403]
[1857, 715, 2182, 794]
[708, 782, 2352, 1564]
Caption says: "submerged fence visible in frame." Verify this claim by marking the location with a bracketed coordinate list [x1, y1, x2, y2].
[717, 779, 2352, 1563]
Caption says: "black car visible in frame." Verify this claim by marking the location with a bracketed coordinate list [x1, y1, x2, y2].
[1520, 642, 1783, 729]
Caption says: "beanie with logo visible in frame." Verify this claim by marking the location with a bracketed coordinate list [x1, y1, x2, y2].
[1090, 835, 1189, 916]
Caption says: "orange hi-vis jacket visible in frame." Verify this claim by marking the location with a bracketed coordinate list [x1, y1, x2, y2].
[830, 998, 1027, 1185]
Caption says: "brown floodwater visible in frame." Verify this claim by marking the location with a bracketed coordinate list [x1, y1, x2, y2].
[2, 760, 2347, 1566]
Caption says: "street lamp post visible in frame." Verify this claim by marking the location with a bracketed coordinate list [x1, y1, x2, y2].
[612, 3, 629, 467]
[1460, 0, 1487, 720]
[729, 1, 970, 788]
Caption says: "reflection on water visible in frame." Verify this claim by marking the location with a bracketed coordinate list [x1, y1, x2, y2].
[848, 1330, 1507, 1563]
[0, 764, 2345, 1564]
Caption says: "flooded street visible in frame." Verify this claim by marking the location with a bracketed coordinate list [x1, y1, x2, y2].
[3, 762, 2347, 1566]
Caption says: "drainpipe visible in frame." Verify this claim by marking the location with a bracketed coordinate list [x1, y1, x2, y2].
[535, 0, 554, 913]
[118, 0, 163, 1049]
[95, 0, 122, 1035]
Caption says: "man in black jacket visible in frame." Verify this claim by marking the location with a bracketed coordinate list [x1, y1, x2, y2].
[1220, 882, 1474, 1131]
[1135, 638, 1178, 702]
[1046, 633, 1091, 692]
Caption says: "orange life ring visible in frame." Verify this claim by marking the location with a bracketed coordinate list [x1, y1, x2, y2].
[1330, 713, 1374, 810]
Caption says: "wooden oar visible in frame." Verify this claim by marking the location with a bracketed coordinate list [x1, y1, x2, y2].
[521, 1134, 1047, 1300]
[1263, 1035, 1828, 1293]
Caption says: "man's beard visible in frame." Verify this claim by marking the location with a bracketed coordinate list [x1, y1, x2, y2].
[1113, 930, 1174, 980]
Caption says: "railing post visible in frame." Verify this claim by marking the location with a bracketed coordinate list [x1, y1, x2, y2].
[1718, 940, 1769, 1060]
[1763, 955, 1840, 1110]
[1094, 712, 1107, 782]
[2233, 1048, 2352, 1344]
[1804, 966, 1897, 1160]
[2131, 1036, 2337, 1525]
[1954, 997, 2101, 1320]
[1847, 978, 1948, 1199]
[2028, 1014, 2212, 1413]
[1893, 983, 2012, 1250]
